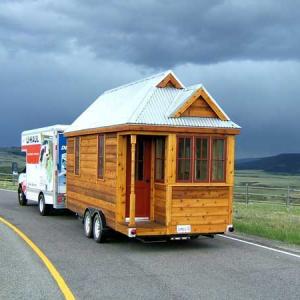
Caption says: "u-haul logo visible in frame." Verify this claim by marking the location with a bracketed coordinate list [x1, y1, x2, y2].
[25, 135, 40, 144]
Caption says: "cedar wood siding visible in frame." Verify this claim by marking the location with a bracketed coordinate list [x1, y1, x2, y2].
[66, 133, 117, 229]
[167, 134, 235, 234]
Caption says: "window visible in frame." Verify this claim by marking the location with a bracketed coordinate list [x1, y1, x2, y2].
[194, 138, 209, 181]
[177, 137, 192, 181]
[97, 135, 105, 179]
[74, 137, 80, 175]
[155, 138, 165, 181]
[211, 138, 225, 181]
[176, 136, 226, 182]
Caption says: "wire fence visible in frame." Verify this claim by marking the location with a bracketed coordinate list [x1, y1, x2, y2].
[0, 172, 18, 190]
[234, 184, 300, 207]
[1, 172, 300, 207]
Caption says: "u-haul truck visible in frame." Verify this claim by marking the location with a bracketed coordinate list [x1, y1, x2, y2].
[18, 125, 68, 215]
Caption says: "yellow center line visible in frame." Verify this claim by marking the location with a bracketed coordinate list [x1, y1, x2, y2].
[0, 216, 75, 300]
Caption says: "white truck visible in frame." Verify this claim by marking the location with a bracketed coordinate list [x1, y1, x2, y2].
[18, 125, 68, 215]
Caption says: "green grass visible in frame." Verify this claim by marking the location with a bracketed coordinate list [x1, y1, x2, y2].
[235, 170, 300, 188]
[234, 202, 300, 245]
[0, 147, 25, 173]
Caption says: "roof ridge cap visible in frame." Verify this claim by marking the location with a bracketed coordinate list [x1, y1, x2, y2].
[103, 71, 170, 95]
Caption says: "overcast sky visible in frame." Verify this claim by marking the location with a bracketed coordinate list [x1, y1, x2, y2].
[1, 0, 300, 158]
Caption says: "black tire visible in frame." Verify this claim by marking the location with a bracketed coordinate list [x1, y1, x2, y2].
[38, 194, 49, 216]
[18, 186, 27, 206]
[93, 213, 106, 243]
[83, 210, 93, 238]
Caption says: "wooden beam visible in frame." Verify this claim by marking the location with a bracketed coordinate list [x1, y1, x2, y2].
[226, 135, 235, 225]
[129, 135, 136, 227]
[65, 125, 240, 138]
[116, 134, 127, 224]
[165, 134, 176, 232]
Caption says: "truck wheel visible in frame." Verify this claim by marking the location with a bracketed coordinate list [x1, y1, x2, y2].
[38, 194, 49, 216]
[18, 186, 27, 206]
[83, 210, 93, 238]
[93, 213, 106, 243]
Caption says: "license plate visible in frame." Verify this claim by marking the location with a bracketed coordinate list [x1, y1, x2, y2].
[176, 225, 191, 234]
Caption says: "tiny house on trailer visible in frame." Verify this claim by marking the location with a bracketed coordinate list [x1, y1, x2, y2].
[64, 71, 240, 242]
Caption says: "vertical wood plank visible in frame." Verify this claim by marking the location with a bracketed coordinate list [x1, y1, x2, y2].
[166, 134, 176, 231]
[129, 135, 136, 227]
[226, 135, 235, 224]
[116, 134, 127, 223]
[150, 138, 155, 221]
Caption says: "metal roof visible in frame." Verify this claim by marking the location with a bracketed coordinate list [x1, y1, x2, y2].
[65, 71, 240, 133]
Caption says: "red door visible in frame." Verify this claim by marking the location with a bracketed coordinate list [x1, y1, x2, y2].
[126, 136, 151, 218]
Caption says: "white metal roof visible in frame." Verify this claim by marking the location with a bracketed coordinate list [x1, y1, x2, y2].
[65, 71, 240, 133]
[22, 124, 69, 135]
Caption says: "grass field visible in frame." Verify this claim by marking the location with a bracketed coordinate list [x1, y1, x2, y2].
[0, 147, 25, 174]
[234, 170, 300, 245]
[234, 202, 300, 245]
[235, 169, 300, 188]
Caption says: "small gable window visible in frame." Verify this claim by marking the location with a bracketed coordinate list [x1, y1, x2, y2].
[97, 134, 105, 179]
[155, 137, 165, 182]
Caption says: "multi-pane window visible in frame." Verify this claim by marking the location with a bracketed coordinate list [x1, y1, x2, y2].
[97, 135, 105, 179]
[195, 138, 209, 181]
[177, 137, 192, 181]
[176, 136, 226, 182]
[74, 137, 80, 175]
[211, 138, 225, 181]
[155, 138, 165, 181]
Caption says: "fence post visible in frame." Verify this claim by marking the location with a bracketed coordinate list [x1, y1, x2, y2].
[245, 183, 249, 206]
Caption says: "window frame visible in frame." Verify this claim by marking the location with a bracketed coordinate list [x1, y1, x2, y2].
[154, 137, 165, 183]
[210, 137, 226, 183]
[176, 136, 193, 182]
[194, 136, 210, 183]
[74, 136, 80, 176]
[97, 134, 105, 180]
[175, 135, 227, 183]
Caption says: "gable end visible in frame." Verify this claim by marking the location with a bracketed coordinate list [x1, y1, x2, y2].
[172, 88, 229, 121]
[156, 73, 184, 89]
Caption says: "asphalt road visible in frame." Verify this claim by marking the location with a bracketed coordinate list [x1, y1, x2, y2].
[0, 189, 299, 300]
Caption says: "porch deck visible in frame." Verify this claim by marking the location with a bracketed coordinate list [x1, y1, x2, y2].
[116, 220, 167, 236]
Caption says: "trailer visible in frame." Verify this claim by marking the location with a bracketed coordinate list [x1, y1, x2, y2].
[64, 70, 241, 242]
[18, 125, 68, 215]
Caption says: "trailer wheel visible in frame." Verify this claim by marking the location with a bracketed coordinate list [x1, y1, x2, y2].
[93, 213, 106, 243]
[83, 210, 93, 238]
[18, 186, 27, 206]
[38, 194, 49, 216]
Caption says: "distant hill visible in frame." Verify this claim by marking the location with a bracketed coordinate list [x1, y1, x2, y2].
[0, 147, 25, 173]
[236, 153, 300, 174]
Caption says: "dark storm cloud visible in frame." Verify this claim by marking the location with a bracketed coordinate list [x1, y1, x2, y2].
[0, 0, 300, 157]
[1, 0, 300, 67]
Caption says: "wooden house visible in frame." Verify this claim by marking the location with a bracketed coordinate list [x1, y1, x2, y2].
[64, 70, 240, 242]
